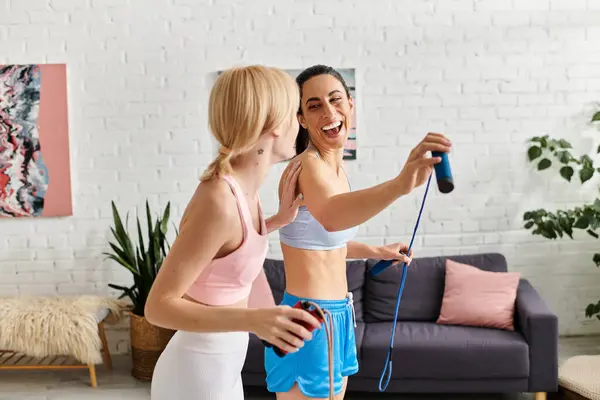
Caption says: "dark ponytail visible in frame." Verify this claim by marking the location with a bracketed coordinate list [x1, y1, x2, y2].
[294, 65, 352, 155]
[295, 126, 310, 156]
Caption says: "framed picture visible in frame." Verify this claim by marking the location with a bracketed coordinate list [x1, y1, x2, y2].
[0, 64, 73, 218]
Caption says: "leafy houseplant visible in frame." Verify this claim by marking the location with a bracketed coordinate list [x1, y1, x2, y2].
[104, 200, 178, 381]
[523, 109, 600, 321]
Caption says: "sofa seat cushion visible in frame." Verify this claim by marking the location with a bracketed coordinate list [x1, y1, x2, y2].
[357, 321, 529, 380]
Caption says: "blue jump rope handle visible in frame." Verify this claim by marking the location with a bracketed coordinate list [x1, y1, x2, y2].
[432, 151, 454, 194]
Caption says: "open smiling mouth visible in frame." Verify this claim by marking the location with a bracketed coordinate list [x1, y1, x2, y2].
[321, 121, 343, 138]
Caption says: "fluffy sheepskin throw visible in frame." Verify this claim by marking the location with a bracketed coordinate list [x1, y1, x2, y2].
[0, 295, 129, 364]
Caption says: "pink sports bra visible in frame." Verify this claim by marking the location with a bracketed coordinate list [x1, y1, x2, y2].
[185, 175, 269, 306]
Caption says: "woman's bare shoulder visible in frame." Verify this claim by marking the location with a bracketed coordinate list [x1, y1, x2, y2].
[280, 151, 320, 179]
[179, 179, 238, 231]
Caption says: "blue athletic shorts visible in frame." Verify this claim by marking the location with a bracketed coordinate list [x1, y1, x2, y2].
[264, 291, 359, 398]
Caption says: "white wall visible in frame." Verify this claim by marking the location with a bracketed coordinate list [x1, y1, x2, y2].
[1, 0, 600, 353]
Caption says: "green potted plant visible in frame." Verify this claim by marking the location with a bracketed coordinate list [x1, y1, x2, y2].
[104, 200, 177, 381]
[523, 108, 600, 321]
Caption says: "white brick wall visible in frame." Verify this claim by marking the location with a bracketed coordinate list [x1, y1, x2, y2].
[2, 0, 600, 354]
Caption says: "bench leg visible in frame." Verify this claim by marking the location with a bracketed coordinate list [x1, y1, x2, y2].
[88, 363, 97, 388]
[535, 393, 546, 400]
[98, 322, 112, 371]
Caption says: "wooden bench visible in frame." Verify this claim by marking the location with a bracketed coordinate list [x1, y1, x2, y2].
[0, 302, 123, 388]
[0, 320, 111, 388]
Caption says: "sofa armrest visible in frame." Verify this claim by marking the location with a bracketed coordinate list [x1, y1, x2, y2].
[515, 278, 558, 392]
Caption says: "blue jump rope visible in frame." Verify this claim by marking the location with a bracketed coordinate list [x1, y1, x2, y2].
[368, 151, 454, 392]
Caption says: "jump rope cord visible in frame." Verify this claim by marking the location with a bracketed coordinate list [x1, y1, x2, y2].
[378, 171, 433, 392]
[305, 302, 335, 400]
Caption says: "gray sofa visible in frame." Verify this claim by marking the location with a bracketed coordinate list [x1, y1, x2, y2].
[242, 253, 559, 396]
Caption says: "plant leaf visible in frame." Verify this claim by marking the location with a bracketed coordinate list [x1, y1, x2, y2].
[111, 202, 135, 258]
[528, 146, 542, 161]
[107, 226, 136, 268]
[574, 216, 590, 229]
[558, 139, 572, 148]
[580, 167, 594, 184]
[581, 154, 593, 166]
[585, 300, 600, 318]
[137, 253, 151, 287]
[108, 242, 135, 268]
[560, 166, 574, 181]
[160, 202, 170, 235]
[587, 229, 599, 239]
[152, 218, 161, 271]
[538, 158, 551, 170]
[592, 111, 600, 122]
[103, 252, 140, 276]
[594, 254, 600, 267]
[593, 199, 600, 213]
[530, 135, 549, 147]
[108, 283, 131, 291]
[556, 150, 571, 164]
[558, 215, 574, 239]
[541, 226, 557, 239]
[107, 283, 137, 300]
[146, 200, 155, 266]
[145, 250, 153, 281]
[136, 214, 145, 260]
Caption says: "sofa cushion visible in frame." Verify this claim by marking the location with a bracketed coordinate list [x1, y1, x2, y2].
[357, 321, 529, 380]
[363, 253, 508, 322]
[437, 259, 520, 330]
[262, 258, 366, 322]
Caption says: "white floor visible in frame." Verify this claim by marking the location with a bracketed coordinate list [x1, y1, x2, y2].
[0, 336, 598, 400]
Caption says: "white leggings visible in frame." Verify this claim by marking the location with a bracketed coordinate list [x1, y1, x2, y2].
[151, 330, 249, 400]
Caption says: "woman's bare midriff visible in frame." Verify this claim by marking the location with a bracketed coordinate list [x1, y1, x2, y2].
[281, 242, 349, 300]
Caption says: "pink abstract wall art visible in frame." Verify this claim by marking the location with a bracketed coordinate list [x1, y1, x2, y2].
[0, 64, 72, 218]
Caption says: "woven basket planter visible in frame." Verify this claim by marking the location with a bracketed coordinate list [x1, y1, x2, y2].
[129, 311, 176, 381]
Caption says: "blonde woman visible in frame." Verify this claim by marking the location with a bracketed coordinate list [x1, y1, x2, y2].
[145, 65, 322, 400]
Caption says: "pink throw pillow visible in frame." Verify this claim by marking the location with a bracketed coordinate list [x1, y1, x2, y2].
[436, 259, 520, 331]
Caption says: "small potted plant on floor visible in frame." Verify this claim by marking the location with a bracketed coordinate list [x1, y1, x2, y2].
[104, 200, 177, 381]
